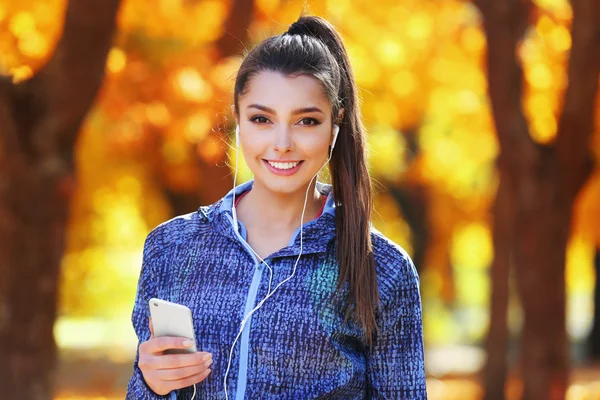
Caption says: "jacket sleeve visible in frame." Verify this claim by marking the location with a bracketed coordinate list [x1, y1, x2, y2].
[126, 228, 177, 400]
[366, 254, 427, 399]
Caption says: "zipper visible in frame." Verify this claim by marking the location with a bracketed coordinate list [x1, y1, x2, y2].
[225, 213, 266, 400]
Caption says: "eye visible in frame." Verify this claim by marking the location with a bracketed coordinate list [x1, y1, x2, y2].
[249, 116, 270, 124]
[298, 117, 321, 126]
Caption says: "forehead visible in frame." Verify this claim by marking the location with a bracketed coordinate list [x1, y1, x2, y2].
[240, 70, 331, 112]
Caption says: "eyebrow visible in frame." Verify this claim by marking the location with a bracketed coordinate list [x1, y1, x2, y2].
[246, 104, 325, 115]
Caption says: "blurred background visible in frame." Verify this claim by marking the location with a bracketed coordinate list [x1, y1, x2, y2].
[0, 0, 598, 399]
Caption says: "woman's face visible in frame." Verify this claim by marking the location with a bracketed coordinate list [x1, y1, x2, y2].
[235, 70, 336, 196]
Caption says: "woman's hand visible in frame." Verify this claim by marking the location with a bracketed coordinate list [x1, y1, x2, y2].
[138, 317, 213, 395]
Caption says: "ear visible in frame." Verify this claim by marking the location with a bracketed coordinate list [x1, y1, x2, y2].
[336, 108, 345, 124]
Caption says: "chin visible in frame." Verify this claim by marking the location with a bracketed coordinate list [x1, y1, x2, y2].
[252, 170, 317, 196]
[259, 178, 308, 196]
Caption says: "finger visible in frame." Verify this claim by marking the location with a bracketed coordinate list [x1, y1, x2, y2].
[163, 368, 212, 392]
[155, 360, 212, 381]
[149, 317, 154, 339]
[146, 336, 196, 354]
[155, 352, 213, 369]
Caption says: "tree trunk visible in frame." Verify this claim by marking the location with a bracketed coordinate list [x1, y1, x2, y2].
[512, 157, 571, 400]
[477, 0, 600, 398]
[0, 1, 121, 398]
[484, 171, 513, 400]
[388, 182, 429, 275]
[0, 132, 72, 399]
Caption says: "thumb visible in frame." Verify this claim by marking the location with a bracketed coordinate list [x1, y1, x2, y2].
[149, 317, 155, 339]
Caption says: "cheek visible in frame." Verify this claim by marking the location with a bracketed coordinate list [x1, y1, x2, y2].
[239, 133, 266, 165]
[300, 134, 331, 156]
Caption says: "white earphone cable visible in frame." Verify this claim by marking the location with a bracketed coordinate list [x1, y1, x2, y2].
[222, 125, 337, 400]
[232, 126, 240, 232]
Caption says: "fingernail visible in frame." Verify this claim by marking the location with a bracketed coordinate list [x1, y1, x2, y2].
[202, 353, 212, 361]
[204, 358, 213, 367]
[183, 340, 193, 347]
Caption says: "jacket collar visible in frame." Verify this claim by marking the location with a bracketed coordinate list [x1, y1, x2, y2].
[197, 180, 337, 257]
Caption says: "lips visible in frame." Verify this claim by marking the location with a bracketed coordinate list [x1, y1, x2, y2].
[263, 159, 304, 176]
[266, 160, 301, 169]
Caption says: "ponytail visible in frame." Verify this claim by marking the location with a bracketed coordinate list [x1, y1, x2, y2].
[287, 16, 379, 347]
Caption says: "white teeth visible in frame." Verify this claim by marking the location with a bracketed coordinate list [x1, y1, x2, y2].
[267, 161, 300, 170]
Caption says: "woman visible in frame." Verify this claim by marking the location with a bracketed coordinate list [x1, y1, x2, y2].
[127, 15, 427, 400]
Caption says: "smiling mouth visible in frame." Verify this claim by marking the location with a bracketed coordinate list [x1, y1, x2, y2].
[264, 160, 303, 170]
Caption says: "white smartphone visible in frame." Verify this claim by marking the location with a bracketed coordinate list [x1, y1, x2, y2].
[148, 298, 198, 354]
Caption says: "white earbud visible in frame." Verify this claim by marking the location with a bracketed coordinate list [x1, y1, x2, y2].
[329, 124, 339, 158]
[232, 125, 240, 234]
[332, 124, 339, 149]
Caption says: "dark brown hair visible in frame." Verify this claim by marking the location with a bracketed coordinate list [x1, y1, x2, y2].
[233, 15, 379, 345]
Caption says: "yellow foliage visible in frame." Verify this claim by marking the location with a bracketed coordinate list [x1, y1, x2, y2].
[372, 192, 412, 255]
[451, 223, 493, 271]
[533, 0, 573, 20]
[377, 38, 406, 68]
[520, 8, 572, 145]
[0, 0, 65, 73]
[184, 111, 213, 143]
[257, 0, 281, 15]
[390, 70, 417, 97]
[367, 125, 406, 181]
[145, 101, 171, 128]
[566, 237, 596, 293]
[9, 11, 36, 36]
[406, 12, 433, 42]
[460, 26, 485, 54]
[10, 64, 33, 82]
[526, 63, 554, 90]
[548, 24, 572, 52]
[209, 56, 243, 92]
[421, 296, 461, 343]
[2, 0, 594, 352]
[173, 67, 213, 103]
[107, 47, 126, 74]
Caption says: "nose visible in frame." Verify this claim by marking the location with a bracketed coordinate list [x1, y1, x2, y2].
[273, 125, 293, 153]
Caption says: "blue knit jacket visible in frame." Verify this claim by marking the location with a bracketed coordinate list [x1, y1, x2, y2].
[127, 180, 427, 399]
